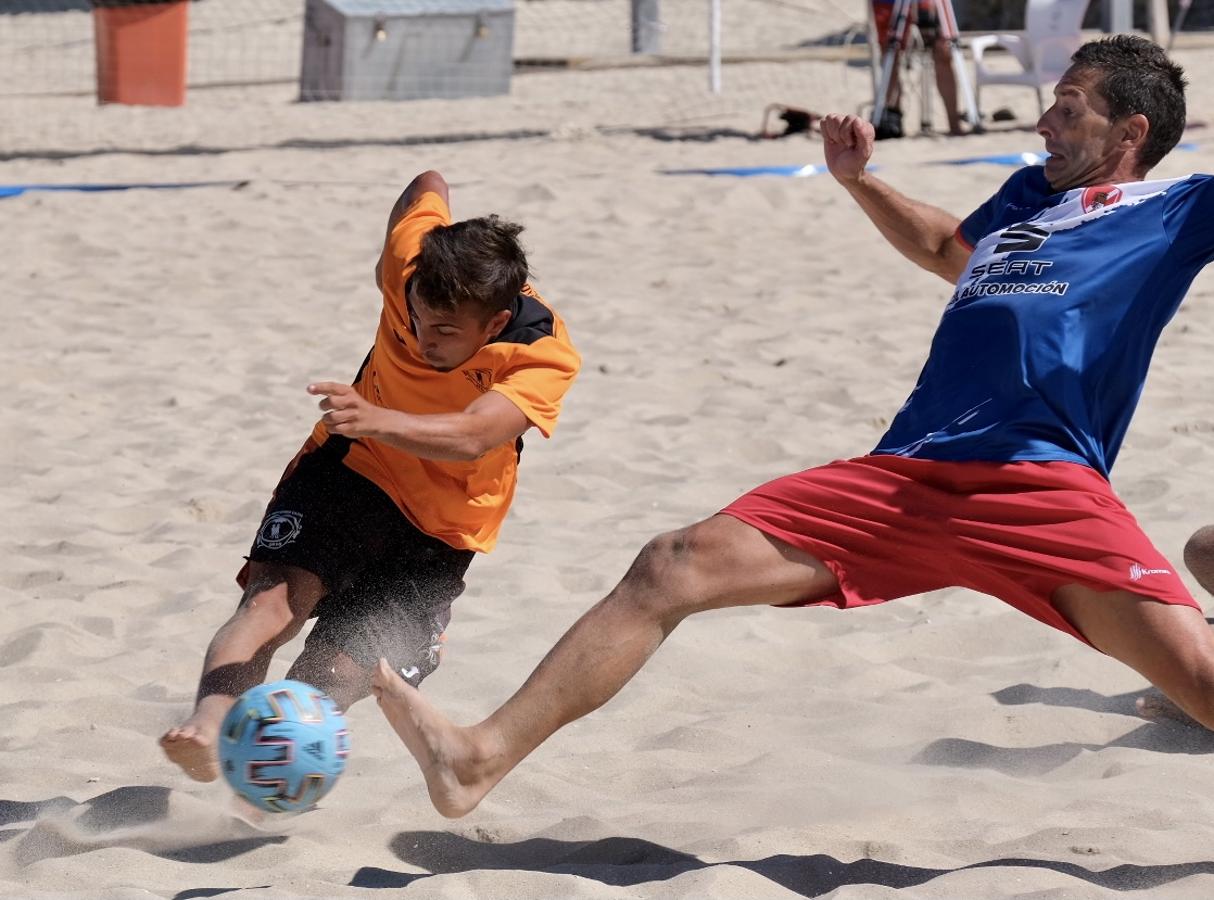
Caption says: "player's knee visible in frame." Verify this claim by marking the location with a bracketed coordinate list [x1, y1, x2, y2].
[1184, 525, 1214, 594]
[617, 525, 716, 619]
[239, 564, 325, 642]
[236, 581, 309, 646]
[304, 658, 370, 711]
[1174, 666, 1214, 732]
[1184, 524, 1214, 561]
[621, 530, 680, 589]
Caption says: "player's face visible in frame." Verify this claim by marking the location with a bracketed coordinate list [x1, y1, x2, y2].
[408, 285, 509, 371]
[1036, 68, 1123, 191]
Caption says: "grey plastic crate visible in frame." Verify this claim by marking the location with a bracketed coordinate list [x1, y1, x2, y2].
[300, 0, 514, 101]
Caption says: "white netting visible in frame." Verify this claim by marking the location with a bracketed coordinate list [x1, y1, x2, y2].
[1, 0, 874, 156]
[0, 0, 870, 92]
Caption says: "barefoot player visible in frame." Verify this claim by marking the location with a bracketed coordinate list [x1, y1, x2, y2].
[160, 171, 579, 781]
[372, 37, 1214, 817]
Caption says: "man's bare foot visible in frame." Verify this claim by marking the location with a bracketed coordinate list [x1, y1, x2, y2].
[160, 720, 221, 782]
[370, 658, 500, 818]
[1136, 689, 1201, 728]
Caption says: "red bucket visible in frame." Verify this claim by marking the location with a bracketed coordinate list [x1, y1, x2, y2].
[93, 1, 189, 106]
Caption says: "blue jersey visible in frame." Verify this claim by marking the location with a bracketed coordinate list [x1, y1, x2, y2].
[874, 166, 1214, 477]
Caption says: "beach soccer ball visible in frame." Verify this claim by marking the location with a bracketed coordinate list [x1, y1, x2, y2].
[218, 679, 350, 813]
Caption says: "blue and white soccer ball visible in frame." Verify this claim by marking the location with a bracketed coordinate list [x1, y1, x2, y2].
[218, 679, 350, 813]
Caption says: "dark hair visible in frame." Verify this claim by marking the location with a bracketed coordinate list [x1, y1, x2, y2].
[1070, 35, 1187, 171]
[412, 215, 528, 322]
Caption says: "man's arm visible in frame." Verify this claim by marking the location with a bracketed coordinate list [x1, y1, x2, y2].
[821, 114, 971, 285]
[375, 170, 450, 291]
[308, 382, 529, 462]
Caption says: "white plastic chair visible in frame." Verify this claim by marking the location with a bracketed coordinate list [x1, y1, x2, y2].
[969, 0, 1090, 120]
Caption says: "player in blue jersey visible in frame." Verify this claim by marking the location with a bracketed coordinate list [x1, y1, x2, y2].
[369, 35, 1214, 817]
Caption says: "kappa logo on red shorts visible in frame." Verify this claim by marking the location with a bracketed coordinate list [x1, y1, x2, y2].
[1081, 184, 1123, 213]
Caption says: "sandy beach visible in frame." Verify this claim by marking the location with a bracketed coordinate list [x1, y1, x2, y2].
[4, 4, 1214, 897]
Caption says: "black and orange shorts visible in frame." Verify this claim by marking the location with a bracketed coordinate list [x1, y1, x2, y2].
[240, 436, 474, 684]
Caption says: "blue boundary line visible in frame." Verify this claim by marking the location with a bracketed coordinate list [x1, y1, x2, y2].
[0, 180, 246, 199]
[660, 164, 828, 178]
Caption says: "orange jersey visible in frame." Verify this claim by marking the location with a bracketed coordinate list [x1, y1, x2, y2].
[310, 191, 580, 552]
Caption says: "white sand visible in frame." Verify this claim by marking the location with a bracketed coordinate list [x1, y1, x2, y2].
[4, 18, 1214, 899]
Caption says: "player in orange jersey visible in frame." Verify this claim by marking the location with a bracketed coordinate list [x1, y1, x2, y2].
[160, 171, 580, 782]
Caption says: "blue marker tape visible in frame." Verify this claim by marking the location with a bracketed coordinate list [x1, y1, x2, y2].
[661, 164, 826, 177]
[935, 143, 1199, 169]
[934, 152, 1047, 167]
[0, 180, 244, 199]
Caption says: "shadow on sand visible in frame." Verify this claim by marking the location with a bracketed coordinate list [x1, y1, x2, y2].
[338, 829, 1214, 896]
[2, 785, 286, 870]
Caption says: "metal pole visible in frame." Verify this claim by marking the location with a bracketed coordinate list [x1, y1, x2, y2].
[866, 0, 881, 105]
[631, 0, 661, 54]
[934, 0, 979, 129]
[709, 0, 721, 93]
[1170, 0, 1194, 49]
[1101, 0, 1132, 33]
[920, 36, 934, 133]
[1146, 0, 1170, 45]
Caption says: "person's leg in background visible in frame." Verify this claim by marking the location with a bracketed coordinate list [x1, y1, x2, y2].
[919, 3, 966, 135]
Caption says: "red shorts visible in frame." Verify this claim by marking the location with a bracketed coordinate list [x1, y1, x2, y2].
[720, 455, 1199, 645]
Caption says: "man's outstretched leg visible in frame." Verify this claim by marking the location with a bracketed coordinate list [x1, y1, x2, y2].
[931, 38, 966, 136]
[370, 513, 839, 817]
[159, 563, 325, 781]
[1127, 526, 1214, 724]
[1053, 582, 1214, 730]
